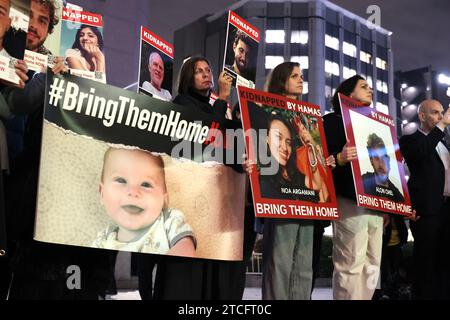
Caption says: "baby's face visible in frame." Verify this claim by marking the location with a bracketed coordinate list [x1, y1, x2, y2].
[100, 149, 167, 234]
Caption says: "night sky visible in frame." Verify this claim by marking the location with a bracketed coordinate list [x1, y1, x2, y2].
[149, 0, 450, 75]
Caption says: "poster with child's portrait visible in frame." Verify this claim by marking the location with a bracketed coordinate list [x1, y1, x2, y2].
[34, 71, 245, 261]
[0, 0, 30, 84]
[339, 93, 412, 216]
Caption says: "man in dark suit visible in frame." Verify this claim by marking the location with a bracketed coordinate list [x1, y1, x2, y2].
[399, 99, 450, 299]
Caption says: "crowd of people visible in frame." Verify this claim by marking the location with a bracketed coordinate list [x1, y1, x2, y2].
[0, 0, 449, 301]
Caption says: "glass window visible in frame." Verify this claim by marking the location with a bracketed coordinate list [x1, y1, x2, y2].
[266, 30, 285, 43]
[291, 30, 308, 44]
[290, 56, 309, 69]
[325, 34, 339, 51]
[265, 56, 284, 70]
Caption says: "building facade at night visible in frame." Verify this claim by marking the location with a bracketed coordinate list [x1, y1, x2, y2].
[174, 0, 394, 118]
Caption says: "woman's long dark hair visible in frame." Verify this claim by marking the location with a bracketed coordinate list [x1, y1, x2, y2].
[331, 74, 365, 113]
[265, 114, 298, 181]
[72, 25, 105, 52]
[177, 56, 212, 95]
[267, 62, 300, 98]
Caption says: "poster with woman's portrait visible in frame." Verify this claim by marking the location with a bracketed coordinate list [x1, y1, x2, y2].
[238, 86, 339, 220]
[222, 10, 259, 89]
[60, 6, 106, 83]
[339, 93, 412, 216]
[0, 0, 30, 84]
[138, 26, 173, 102]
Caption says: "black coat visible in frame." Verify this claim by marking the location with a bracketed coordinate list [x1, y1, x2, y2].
[399, 127, 445, 216]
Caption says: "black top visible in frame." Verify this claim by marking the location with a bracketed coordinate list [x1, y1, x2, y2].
[362, 172, 405, 203]
[322, 112, 356, 200]
[399, 127, 445, 216]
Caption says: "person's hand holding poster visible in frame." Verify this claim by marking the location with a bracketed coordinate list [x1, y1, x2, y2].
[0, 0, 30, 86]
[34, 71, 246, 261]
[138, 26, 173, 101]
[339, 93, 412, 216]
[223, 11, 259, 89]
[238, 86, 339, 220]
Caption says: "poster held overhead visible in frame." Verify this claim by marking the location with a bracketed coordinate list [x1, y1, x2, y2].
[0, 0, 30, 85]
[138, 26, 173, 101]
[60, 7, 106, 83]
[237, 86, 339, 220]
[339, 93, 412, 216]
[223, 10, 259, 89]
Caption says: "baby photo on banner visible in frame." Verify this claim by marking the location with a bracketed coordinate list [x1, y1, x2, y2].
[339, 93, 412, 216]
[24, 0, 63, 73]
[223, 10, 259, 89]
[0, 0, 30, 85]
[237, 86, 339, 220]
[34, 71, 246, 261]
[60, 6, 106, 83]
[138, 26, 173, 102]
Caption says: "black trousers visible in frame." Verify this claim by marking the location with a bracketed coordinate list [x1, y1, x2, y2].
[410, 201, 450, 300]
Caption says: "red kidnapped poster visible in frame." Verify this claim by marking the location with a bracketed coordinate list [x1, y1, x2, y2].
[238, 86, 339, 220]
[339, 93, 412, 216]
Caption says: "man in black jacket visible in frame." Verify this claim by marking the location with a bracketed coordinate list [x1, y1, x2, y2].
[399, 99, 450, 299]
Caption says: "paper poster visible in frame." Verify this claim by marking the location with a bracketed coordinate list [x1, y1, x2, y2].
[60, 7, 106, 83]
[238, 86, 339, 220]
[339, 93, 412, 216]
[35, 71, 246, 261]
[138, 26, 173, 101]
[0, 0, 30, 84]
[223, 10, 259, 89]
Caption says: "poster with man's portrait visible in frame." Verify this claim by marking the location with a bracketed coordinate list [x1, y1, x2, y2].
[34, 71, 245, 261]
[238, 86, 339, 220]
[223, 10, 259, 89]
[138, 26, 173, 101]
[60, 6, 106, 83]
[339, 93, 412, 216]
[0, 0, 30, 84]
[24, 0, 63, 73]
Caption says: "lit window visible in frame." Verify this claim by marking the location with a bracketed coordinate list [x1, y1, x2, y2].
[325, 85, 332, 97]
[343, 41, 356, 58]
[376, 57, 387, 70]
[360, 51, 372, 64]
[290, 56, 309, 69]
[383, 82, 388, 94]
[366, 76, 373, 89]
[325, 34, 339, 51]
[302, 81, 308, 95]
[325, 60, 339, 76]
[376, 102, 389, 115]
[343, 67, 356, 79]
[265, 56, 284, 69]
[291, 31, 308, 44]
[447, 87, 450, 98]
[266, 30, 285, 44]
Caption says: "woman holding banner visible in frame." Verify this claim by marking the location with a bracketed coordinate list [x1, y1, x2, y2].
[323, 75, 384, 300]
[152, 56, 251, 300]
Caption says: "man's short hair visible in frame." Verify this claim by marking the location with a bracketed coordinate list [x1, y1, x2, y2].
[233, 29, 251, 47]
[366, 133, 386, 154]
[33, 0, 60, 34]
[148, 51, 161, 65]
